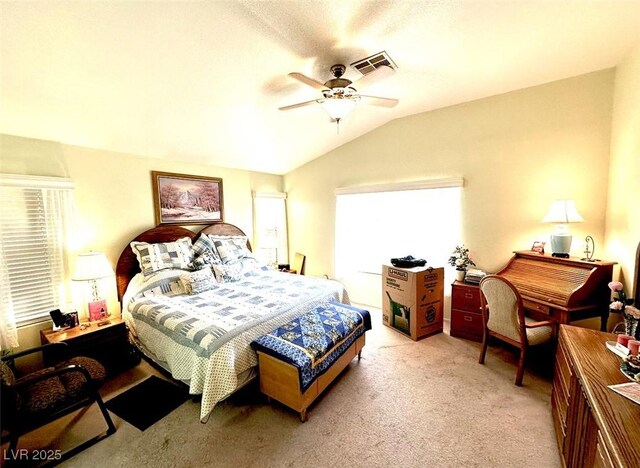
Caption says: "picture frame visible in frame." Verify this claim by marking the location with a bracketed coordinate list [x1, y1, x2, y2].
[531, 241, 546, 254]
[152, 171, 224, 225]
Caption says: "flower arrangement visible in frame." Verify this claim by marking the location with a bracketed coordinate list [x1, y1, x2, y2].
[448, 245, 475, 271]
[608, 281, 639, 338]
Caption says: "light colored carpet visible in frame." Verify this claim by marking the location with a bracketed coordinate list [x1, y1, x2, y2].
[10, 308, 561, 467]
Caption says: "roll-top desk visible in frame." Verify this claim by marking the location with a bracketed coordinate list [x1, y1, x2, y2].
[497, 252, 615, 330]
[553, 326, 639, 467]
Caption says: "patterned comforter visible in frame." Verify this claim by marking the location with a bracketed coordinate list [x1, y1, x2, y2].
[123, 267, 349, 422]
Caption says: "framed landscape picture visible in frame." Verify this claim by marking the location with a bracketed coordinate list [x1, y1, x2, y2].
[152, 171, 224, 225]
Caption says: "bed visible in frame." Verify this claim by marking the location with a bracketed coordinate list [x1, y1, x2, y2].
[116, 223, 349, 422]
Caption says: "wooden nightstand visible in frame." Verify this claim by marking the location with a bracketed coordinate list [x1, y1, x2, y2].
[450, 281, 484, 342]
[40, 317, 140, 375]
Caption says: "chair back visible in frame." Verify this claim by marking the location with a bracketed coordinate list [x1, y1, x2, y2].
[480, 275, 525, 343]
[292, 252, 306, 275]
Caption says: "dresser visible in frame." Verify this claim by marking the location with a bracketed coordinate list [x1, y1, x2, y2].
[552, 325, 640, 467]
[450, 281, 483, 342]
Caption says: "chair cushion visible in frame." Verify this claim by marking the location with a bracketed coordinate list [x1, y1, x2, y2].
[57, 357, 107, 398]
[18, 368, 67, 415]
[524, 317, 553, 346]
[0, 360, 15, 385]
[1, 361, 19, 419]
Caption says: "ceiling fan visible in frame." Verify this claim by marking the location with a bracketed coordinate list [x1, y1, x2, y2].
[279, 63, 398, 128]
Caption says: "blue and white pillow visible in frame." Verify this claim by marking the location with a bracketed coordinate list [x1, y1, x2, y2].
[211, 263, 243, 283]
[188, 235, 222, 270]
[180, 267, 217, 294]
[209, 235, 253, 264]
[130, 237, 194, 277]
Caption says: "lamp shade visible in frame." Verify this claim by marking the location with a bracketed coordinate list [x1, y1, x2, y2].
[322, 98, 357, 121]
[71, 252, 114, 281]
[542, 200, 584, 224]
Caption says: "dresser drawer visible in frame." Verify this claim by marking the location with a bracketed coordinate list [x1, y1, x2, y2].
[450, 309, 483, 342]
[451, 283, 481, 313]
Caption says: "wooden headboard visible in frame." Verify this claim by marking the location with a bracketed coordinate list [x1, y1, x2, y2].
[115, 222, 251, 302]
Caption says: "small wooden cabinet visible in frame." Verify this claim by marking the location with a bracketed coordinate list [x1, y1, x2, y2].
[552, 325, 640, 467]
[450, 281, 483, 342]
[40, 317, 139, 375]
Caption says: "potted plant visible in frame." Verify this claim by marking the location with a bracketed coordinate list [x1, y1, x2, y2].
[448, 245, 476, 282]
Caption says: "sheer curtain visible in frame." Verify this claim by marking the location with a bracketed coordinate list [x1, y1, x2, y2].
[0, 246, 18, 351]
[335, 179, 463, 307]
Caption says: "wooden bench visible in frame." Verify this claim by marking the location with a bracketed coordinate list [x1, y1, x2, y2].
[251, 302, 371, 421]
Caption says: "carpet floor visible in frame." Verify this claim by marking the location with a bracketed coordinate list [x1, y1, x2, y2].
[49, 307, 559, 467]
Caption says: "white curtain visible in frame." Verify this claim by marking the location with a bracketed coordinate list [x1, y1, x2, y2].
[0, 247, 19, 351]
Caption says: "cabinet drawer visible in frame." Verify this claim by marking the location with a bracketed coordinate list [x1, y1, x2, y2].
[523, 299, 550, 315]
[450, 309, 483, 342]
[451, 284, 481, 313]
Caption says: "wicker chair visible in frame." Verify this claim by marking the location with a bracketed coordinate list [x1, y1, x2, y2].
[478, 275, 555, 386]
[0, 342, 116, 465]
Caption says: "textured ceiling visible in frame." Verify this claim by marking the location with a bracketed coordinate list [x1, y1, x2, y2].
[2, 1, 640, 175]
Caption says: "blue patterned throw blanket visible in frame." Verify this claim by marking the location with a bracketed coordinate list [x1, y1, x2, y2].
[251, 302, 372, 392]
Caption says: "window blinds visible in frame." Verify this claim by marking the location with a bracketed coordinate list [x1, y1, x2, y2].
[0, 175, 75, 326]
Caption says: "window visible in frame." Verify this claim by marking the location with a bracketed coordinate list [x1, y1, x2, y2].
[0, 174, 76, 326]
[335, 178, 463, 306]
[252, 192, 288, 267]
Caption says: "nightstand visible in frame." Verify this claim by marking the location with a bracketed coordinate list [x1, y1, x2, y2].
[450, 281, 484, 342]
[40, 317, 140, 375]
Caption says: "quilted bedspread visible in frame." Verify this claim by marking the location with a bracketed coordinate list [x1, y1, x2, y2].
[251, 302, 371, 392]
[123, 267, 349, 421]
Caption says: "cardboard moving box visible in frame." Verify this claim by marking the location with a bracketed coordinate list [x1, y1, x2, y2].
[382, 265, 444, 341]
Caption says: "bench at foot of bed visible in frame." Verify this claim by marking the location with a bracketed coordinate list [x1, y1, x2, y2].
[251, 302, 371, 422]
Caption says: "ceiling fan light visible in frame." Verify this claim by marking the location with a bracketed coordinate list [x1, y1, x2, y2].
[321, 98, 357, 121]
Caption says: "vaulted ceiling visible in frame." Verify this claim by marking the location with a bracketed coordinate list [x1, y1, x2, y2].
[2, 1, 640, 174]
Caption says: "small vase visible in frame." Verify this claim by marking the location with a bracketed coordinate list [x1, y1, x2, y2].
[625, 317, 640, 340]
[455, 270, 466, 282]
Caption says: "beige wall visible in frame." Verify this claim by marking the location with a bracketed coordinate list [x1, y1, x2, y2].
[285, 70, 615, 288]
[605, 42, 640, 295]
[0, 134, 283, 350]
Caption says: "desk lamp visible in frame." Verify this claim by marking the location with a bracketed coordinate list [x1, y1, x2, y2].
[542, 200, 584, 258]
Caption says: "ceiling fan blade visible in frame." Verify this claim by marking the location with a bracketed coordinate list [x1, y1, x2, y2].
[278, 99, 320, 111]
[289, 72, 328, 91]
[351, 65, 395, 90]
[359, 94, 399, 108]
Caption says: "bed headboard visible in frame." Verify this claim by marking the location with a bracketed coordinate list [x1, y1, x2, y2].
[115, 222, 252, 302]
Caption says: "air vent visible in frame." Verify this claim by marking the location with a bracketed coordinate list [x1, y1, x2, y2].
[350, 51, 397, 76]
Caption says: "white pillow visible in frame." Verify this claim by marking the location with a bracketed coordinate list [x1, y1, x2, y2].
[211, 263, 243, 283]
[130, 237, 194, 277]
[180, 268, 216, 294]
